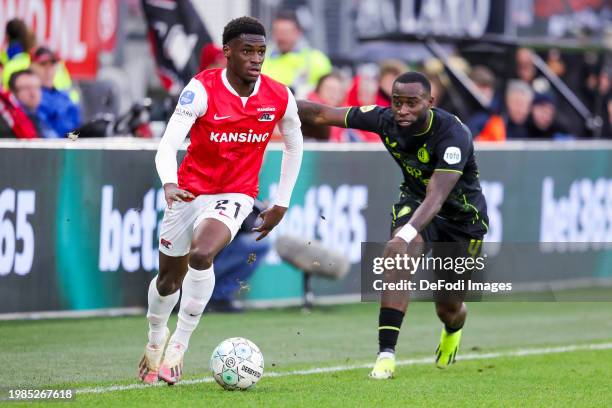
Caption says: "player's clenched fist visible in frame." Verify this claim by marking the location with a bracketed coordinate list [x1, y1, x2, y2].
[252, 205, 287, 241]
[163, 183, 195, 208]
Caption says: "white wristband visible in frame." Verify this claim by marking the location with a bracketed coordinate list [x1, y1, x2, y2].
[396, 223, 417, 243]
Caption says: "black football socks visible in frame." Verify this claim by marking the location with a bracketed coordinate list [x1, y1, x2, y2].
[378, 307, 405, 353]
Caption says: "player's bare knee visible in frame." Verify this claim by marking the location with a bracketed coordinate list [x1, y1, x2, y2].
[188, 247, 215, 270]
[435, 302, 462, 321]
[156, 275, 180, 296]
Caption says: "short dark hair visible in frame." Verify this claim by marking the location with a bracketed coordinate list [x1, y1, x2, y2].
[6, 18, 28, 43]
[222, 16, 266, 45]
[8, 69, 35, 93]
[394, 71, 431, 94]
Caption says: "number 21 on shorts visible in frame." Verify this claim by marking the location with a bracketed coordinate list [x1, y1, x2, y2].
[214, 200, 241, 218]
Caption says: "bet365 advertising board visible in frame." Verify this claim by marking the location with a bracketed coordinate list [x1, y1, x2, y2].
[1, 142, 611, 313]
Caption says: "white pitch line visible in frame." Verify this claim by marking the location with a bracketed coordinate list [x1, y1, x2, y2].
[78, 342, 612, 395]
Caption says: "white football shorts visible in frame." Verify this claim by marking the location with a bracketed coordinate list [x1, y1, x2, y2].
[158, 193, 254, 257]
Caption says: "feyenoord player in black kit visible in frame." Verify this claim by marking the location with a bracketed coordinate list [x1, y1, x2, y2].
[297, 71, 488, 379]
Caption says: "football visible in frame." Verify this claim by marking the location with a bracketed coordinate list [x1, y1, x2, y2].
[210, 337, 264, 390]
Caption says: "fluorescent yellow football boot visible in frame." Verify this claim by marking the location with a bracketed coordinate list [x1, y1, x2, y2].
[435, 328, 462, 368]
[369, 352, 396, 379]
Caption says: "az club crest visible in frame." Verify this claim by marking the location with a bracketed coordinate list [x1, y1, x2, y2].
[258, 113, 275, 121]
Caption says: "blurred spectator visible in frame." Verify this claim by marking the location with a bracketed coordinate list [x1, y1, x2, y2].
[345, 64, 378, 106]
[8, 69, 57, 138]
[199, 43, 226, 71]
[30, 46, 80, 137]
[542, 48, 588, 138]
[594, 66, 611, 125]
[471, 65, 498, 108]
[2, 19, 78, 102]
[504, 80, 534, 139]
[598, 66, 611, 99]
[335, 61, 407, 142]
[423, 57, 470, 118]
[478, 79, 534, 141]
[602, 95, 612, 139]
[262, 10, 332, 98]
[377, 59, 409, 106]
[515, 47, 537, 84]
[546, 48, 566, 78]
[303, 71, 347, 141]
[526, 93, 573, 139]
[474, 113, 506, 142]
[581, 53, 601, 108]
[340, 64, 380, 142]
[514, 47, 550, 94]
[579, 61, 611, 137]
[307, 71, 346, 106]
[467, 65, 501, 137]
[1, 18, 36, 90]
[0, 86, 37, 139]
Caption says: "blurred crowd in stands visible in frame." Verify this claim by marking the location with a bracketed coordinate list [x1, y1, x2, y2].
[0, 19, 80, 139]
[1, 11, 611, 141]
[266, 11, 612, 141]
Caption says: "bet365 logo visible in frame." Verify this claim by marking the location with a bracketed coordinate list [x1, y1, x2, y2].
[0, 189, 35, 276]
[540, 177, 612, 252]
[265, 183, 368, 264]
[98, 186, 165, 272]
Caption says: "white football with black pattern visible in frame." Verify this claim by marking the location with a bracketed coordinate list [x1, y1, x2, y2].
[210, 337, 264, 390]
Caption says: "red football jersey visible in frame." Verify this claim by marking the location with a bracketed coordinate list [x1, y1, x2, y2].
[178, 69, 289, 197]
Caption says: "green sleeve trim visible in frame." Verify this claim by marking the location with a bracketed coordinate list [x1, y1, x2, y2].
[434, 168, 463, 174]
[462, 194, 481, 224]
[481, 219, 489, 233]
[343, 107, 352, 128]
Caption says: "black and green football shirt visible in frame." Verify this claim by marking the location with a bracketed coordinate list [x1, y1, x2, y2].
[345, 105, 488, 227]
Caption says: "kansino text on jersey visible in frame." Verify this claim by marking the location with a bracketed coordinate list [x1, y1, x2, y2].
[372, 280, 513, 293]
[209, 131, 270, 143]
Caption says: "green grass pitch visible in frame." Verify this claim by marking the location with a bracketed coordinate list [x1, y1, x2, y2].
[1, 301, 611, 407]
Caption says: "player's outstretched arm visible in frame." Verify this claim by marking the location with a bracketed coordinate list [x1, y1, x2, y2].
[297, 100, 350, 128]
[253, 89, 305, 241]
[394, 171, 461, 243]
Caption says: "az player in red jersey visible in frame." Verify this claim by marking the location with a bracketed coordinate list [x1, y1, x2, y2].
[138, 17, 303, 385]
